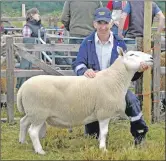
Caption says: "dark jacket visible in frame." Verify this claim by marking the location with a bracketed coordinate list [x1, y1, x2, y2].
[72, 31, 142, 81]
[24, 19, 45, 39]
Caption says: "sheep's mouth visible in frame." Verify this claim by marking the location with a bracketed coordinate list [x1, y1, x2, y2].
[146, 60, 153, 63]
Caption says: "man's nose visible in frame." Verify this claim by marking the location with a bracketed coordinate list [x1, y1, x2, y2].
[100, 24, 106, 29]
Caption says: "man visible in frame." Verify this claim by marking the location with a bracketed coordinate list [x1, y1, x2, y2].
[118, 1, 165, 51]
[106, 0, 129, 40]
[73, 7, 150, 145]
[61, 1, 102, 62]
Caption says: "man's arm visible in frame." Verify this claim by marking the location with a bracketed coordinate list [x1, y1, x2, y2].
[156, 11, 165, 33]
[22, 25, 32, 37]
[118, 2, 130, 39]
[72, 41, 88, 76]
[61, 1, 70, 31]
[152, 2, 165, 33]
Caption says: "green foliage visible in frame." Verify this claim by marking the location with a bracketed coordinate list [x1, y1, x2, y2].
[155, 1, 166, 14]
[1, 1, 64, 16]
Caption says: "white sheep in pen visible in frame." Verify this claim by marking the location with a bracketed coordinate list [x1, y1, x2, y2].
[17, 47, 153, 155]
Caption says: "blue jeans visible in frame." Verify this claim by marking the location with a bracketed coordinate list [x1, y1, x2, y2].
[111, 25, 127, 40]
[69, 38, 83, 63]
[85, 90, 148, 138]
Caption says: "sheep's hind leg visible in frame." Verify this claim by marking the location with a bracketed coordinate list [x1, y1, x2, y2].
[19, 115, 31, 143]
[28, 122, 46, 155]
[98, 118, 110, 152]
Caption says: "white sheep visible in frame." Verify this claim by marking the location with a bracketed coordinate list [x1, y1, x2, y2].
[17, 47, 153, 155]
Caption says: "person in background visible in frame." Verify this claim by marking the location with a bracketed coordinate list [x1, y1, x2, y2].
[106, 0, 129, 40]
[16, 8, 44, 90]
[73, 7, 150, 146]
[118, 1, 165, 51]
[61, 1, 103, 63]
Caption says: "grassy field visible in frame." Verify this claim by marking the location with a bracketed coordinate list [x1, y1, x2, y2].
[1, 106, 165, 160]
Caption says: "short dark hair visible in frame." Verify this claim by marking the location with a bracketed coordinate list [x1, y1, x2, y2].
[26, 8, 39, 21]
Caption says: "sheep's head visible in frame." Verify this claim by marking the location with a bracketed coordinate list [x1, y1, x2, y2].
[117, 46, 153, 72]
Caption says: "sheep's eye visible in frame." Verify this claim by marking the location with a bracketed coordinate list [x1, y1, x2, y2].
[130, 54, 134, 56]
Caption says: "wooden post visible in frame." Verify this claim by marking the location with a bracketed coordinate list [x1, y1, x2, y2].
[22, 4, 26, 26]
[152, 33, 161, 122]
[6, 36, 15, 124]
[143, 1, 152, 124]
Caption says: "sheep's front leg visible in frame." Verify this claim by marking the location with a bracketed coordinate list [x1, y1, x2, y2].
[98, 118, 110, 152]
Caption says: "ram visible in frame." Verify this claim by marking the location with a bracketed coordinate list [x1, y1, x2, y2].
[17, 47, 153, 154]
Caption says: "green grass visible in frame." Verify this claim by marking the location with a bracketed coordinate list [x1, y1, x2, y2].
[1, 117, 165, 160]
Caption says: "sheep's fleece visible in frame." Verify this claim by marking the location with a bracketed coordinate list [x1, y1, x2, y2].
[17, 47, 153, 154]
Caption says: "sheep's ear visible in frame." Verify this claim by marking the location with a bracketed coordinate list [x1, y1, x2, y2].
[117, 46, 124, 56]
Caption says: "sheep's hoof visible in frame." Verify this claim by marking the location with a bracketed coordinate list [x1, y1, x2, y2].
[36, 150, 46, 155]
[100, 147, 108, 153]
[19, 140, 28, 144]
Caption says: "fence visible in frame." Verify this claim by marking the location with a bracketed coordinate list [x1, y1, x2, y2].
[0, 34, 165, 124]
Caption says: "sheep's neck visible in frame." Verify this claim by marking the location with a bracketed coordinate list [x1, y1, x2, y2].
[100, 58, 135, 94]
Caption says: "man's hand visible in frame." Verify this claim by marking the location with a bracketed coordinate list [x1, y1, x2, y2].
[84, 69, 98, 78]
[138, 62, 150, 72]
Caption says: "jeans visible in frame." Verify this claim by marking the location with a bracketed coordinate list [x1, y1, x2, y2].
[111, 25, 127, 40]
[69, 38, 83, 63]
[85, 89, 148, 138]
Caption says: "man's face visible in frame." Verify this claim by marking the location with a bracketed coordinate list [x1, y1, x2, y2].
[31, 13, 40, 21]
[93, 20, 113, 36]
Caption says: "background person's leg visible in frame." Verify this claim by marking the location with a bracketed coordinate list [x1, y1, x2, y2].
[16, 58, 32, 89]
[69, 38, 83, 62]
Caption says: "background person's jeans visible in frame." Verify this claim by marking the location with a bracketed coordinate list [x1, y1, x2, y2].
[16, 58, 32, 89]
[69, 38, 84, 62]
[111, 24, 127, 40]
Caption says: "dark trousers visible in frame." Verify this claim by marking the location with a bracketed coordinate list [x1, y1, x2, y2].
[16, 58, 32, 89]
[85, 90, 148, 138]
[69, 38, 84, 62]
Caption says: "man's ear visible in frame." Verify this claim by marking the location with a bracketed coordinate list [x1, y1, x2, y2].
[117, 46, 124, 56]
[93, 21, 97, 29]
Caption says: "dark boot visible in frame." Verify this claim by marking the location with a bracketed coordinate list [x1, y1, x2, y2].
[125, 90, 148, 145]
[130, 117, 148, 146]
[85, 121, 99, 139]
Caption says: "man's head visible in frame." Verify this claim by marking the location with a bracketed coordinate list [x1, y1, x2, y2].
[26, 8, 40, 22]
[93, 7, 113, 36]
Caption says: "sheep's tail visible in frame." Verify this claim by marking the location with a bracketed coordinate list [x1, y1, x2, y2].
[17, 86, 25, 114]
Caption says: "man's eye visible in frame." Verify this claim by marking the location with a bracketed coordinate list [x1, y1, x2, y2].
[98, 21, 108, 25]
